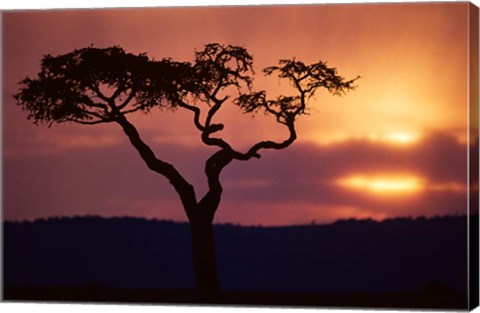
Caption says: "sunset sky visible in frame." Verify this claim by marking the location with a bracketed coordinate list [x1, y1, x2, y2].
[3, 2, 478, 225]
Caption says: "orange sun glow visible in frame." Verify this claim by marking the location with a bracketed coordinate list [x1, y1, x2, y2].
[336, 175, 426, 195]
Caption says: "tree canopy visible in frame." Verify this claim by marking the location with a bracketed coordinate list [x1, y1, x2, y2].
[15, 43, 358, 160]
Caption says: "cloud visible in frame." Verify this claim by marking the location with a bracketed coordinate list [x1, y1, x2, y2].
[4, 128, 471, 224]
[220, 131, 470, 220]
[4, 131, 123, 157]
[226, 130, 468, 187]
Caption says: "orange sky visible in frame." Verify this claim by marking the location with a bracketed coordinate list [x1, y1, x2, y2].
[3, 3, 477, 225]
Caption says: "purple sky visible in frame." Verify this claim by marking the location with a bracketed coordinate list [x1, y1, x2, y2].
[3, 3, 476, 225]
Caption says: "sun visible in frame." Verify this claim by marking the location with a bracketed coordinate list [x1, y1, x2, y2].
[309, 131, 422, 147]
[336, 175, 425, 195]
[367, 132, 422, 146]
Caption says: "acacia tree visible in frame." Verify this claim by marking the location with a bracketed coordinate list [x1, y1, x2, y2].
[15, 43, 358, 297]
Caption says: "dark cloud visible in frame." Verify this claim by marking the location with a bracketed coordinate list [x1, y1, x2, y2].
[225, 130, 467, 184]
[4, 138, 216, 220]
[4, 129, 471, 224]
[220, 131, 469, 221]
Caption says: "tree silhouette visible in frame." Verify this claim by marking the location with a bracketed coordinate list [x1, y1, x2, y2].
[14, 43, 358, 298]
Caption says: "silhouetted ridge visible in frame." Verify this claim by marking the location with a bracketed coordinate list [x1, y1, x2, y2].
[4, 215, 471, 295]
[5, 215, 194, 290]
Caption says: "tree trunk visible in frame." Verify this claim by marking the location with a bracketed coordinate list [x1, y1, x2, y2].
[189, 216, 220, 300]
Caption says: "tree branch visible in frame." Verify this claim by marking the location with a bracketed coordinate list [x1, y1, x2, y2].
[113, 113, 198, 216]
[197, 149, 233, 221]
[119, 106, 146, 115]
[176, 99, 206, 132]
[234, 118, 297, 160]
[64, 118, 112, 125]
[117, 90, 136, 110]
[77, 107, 109, 120]
[205, 99, 223, 127]
[110, 85, 127, 101]
[199, 98, 236, 151]
[89, 84, 111, 103]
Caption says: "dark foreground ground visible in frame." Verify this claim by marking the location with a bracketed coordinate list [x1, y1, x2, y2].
[4, 283, 467, 309]
[4, 214, 476, 309]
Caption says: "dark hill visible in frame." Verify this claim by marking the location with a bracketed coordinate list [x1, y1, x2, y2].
[3, 215, 472, 307]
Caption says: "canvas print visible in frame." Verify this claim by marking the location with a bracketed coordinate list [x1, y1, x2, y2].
[2, 2, 479, 310]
